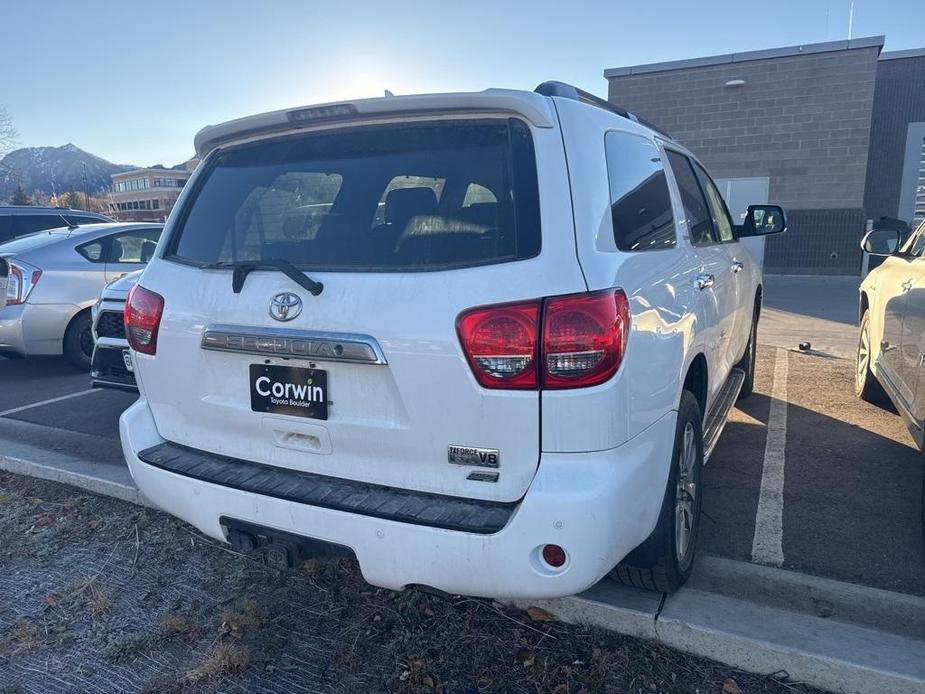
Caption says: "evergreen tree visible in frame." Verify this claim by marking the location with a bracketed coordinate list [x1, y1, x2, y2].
[9, 185, 31, 205]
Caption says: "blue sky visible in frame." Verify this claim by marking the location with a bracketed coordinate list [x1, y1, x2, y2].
[4, 0, 923, 166]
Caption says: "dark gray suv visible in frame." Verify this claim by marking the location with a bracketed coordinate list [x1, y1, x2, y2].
[0, 206, 113, 243]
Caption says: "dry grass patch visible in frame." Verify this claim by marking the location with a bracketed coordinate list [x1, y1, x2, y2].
[0, 618, 44, 656]
[184, 642, 250, 683]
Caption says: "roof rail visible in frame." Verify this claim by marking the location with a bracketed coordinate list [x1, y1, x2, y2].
[534, 81, 673, 139]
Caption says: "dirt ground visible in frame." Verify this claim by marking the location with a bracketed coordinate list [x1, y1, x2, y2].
[0, 472, 823, 694]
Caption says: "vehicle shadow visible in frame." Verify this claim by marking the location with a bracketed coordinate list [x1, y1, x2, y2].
[704, 383, 925, 597]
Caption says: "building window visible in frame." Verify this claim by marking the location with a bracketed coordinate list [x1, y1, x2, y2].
[153, 177, 188, 188]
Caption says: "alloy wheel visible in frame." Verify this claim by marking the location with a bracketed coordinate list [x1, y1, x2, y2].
[675, 421, 698, 565]
[857, 322, 870, 390]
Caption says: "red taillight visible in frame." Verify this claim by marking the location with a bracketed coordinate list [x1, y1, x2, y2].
[457, 289, 629, 391]
[125, 284, 164, 355]
[542, 289, 629, 389]
[457, 301, 539, 389]
[6, 264, 42, 306]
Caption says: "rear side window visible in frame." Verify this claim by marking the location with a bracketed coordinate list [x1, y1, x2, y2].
[168, 119, 541, 271]
[692, 164, 734, 243]
[63, 214, 105, 226]
[604, 131, 675, 251]
[666, 152, 716, 245]
[12, 214, 66, 237]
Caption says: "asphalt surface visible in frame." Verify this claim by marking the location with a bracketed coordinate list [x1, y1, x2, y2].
[0, 276, 923, 599]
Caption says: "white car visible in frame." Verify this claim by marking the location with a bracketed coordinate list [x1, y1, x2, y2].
[119, 84, 785, 598]
[857, 220, 925, 546]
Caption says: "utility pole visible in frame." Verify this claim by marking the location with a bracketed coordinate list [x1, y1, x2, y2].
[81, 161, 90, 210]
[848, 1, 855, 40]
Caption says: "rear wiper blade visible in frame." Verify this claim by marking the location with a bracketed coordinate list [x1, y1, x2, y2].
[205, 259, 323, 296]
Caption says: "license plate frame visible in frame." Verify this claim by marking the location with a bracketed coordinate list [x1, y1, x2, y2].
[249, 364, 328, 420]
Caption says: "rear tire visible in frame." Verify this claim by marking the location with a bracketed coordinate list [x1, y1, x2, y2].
[63, 311, 93, 371]
[736, 306, 758, 399]
[856, 310, 887, 404]
[611, 391, 704, 592]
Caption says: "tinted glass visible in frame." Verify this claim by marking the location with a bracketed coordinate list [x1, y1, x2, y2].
[666, 152, 715, 245]
[168, 119, 541, 271]
[108, 229, 162, 263]
[77, 239, 106, 262]
[12, 214, 67, 237]
[0, 217, 10, 243]
[605, 131, 676, 251]
[692, 164, 734, 242]
[63, 214, 103, 226]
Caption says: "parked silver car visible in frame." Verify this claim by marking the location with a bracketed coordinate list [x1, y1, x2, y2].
[0, 222, 163, 369]
[91, 269, 141, 390]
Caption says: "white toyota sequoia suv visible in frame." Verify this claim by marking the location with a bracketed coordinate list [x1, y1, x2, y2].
[120, 83, 785, 598]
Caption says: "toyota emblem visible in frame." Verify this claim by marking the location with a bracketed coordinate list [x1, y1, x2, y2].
[269, 292, 303, 322]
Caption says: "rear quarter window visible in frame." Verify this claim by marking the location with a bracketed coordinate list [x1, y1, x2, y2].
[167, 119, 540, 272]
[604, 131, 676, 251]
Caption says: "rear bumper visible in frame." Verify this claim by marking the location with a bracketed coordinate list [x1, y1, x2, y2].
[0, 302, 75, 357]
[0, 304, 27, 357]
[121, 399, 676, 599]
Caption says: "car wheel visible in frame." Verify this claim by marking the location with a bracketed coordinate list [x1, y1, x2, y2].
[63, 311, 93, 371]
[736, 306, 758, 399]
[856, 310, 887, 404]
[611, 390, 704, 592]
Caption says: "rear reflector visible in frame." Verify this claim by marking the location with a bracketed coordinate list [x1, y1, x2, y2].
[542, 544, 567, 568]
[457, 289, 629, 390]
[125, 284, 164, 355]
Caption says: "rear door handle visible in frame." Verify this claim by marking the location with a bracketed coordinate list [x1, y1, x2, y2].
[731, 260, 744, 273]
[696, 273, 715, 290]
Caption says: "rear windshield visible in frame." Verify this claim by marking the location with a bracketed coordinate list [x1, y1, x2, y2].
[167, 119, 541, 271]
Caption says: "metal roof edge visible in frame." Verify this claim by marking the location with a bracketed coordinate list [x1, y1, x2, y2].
[879, 48, 925, 61]
[604, 35, 885, 78]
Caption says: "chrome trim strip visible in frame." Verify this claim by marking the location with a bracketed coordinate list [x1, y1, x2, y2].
[200, 324, 387, 365]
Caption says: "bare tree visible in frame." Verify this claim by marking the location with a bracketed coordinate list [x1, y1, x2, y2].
[0, 107, 18, 157]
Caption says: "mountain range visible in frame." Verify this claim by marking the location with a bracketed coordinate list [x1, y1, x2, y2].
[0, 143, 188, 199]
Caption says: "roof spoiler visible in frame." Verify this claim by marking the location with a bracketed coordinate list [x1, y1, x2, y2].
[194, 90, 557, 157]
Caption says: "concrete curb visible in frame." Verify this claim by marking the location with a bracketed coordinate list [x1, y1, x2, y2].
[0, 453, 150, 507]
[515, 558, 925, 694]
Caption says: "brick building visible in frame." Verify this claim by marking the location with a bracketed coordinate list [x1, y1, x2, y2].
[605, 37, 925, 274]
[110, 161, 197, 223]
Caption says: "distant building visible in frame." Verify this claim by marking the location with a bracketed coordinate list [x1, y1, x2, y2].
[110, 160, 198, 222]
[604, 36, 925, 275]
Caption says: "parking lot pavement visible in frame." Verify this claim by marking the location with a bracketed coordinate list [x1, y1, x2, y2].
[0, 357, 132, 467]
[705, 344, 925, 597]
[759, 274, 859, 359]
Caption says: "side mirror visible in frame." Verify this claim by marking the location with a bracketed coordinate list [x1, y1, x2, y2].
[736, 205, 787, 238]
[861, 228, 901, 257]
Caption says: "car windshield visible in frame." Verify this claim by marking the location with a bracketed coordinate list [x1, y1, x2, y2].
[167, 119, 541, 272]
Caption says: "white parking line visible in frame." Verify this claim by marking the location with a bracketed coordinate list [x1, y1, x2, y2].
[0, 388, 101, 418]
[751, 347, 788, 567]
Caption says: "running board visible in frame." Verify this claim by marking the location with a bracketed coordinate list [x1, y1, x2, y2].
[702, 367, 745, 462]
